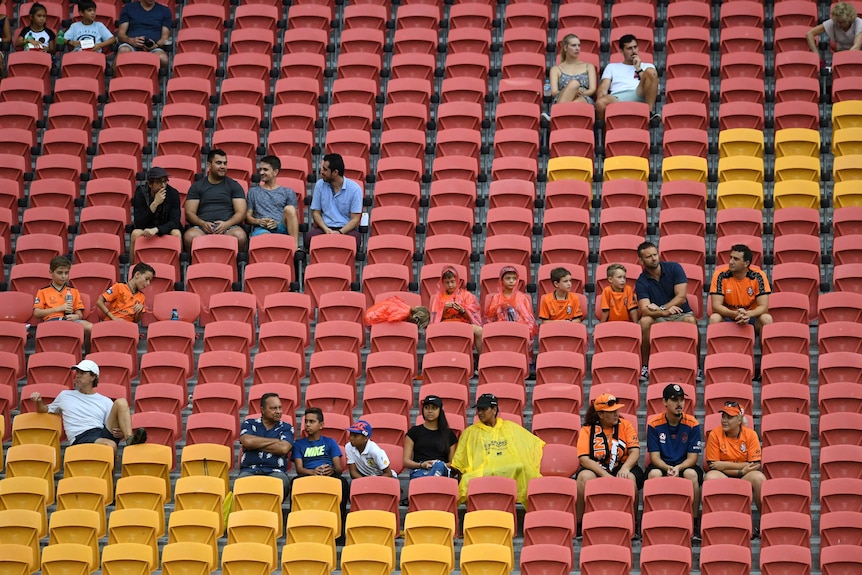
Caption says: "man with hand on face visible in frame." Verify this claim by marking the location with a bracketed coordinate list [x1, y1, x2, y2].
[239, 393, 294, 499]
[184, 149, 248, 252]
[130, 166, 182, 262]
[595, 34, 660, 122]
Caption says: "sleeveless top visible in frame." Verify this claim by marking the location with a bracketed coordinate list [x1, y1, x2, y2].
[557, 67, 594, 103]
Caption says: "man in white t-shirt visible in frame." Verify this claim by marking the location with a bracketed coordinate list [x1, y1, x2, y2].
[344, 420, 398, 478]
[595, 34, 660, 122]
[30, 360, 147, 454]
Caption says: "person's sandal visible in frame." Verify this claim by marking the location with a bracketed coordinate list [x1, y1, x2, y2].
[127, 428, 148, 445]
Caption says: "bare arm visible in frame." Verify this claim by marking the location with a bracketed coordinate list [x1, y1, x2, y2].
[30, 392, 50, 414]
[311, 209, 331, 234]
[403, 436, 421, 470]
[620, 447, 639, 472]
[221, 197, 248, 229]
[806, 24, 825, 53]
[157, 25, 170, 48]
[710, 293, 737, 319]
[549, 65, 561, 97]
[600, 310, 609, 322]
[585, 63, 597, 97]
[116, 21, 138, 46]
[347, 462, 362, 479]
[578, 455, 612, 478]
[185, 199, 213, 233]
[339, 212, 362, 234]
[240, 434, 292, 458]
[293, 457, 314, 476]
[331, 455, 344, 475]
[596, 78, 611, 99]
[748, 294, 769, 319]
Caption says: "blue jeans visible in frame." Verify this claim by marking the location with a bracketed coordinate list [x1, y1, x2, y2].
[409, 460, 451, 479]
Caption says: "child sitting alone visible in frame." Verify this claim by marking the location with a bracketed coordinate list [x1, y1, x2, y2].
[538, 266, 584, 323]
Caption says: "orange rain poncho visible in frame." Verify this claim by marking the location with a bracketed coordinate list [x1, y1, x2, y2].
[364, 296, 412, 325]
[429, 265, 483, 326]
[484, 265, 538, 342]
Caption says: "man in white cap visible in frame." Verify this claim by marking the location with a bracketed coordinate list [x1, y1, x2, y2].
[30, 360, 146, 454]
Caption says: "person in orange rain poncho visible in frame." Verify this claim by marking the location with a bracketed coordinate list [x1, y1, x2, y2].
[484, 265, 537, 355]
[364, 295, 431, 329]
[429, 265, 484, 353]
[451, 393, 545, 504]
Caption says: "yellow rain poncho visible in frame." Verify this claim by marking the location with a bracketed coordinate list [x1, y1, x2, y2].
[451, 417, 545, 504]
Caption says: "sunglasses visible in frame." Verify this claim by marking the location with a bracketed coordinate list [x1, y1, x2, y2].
[598, 398, 619, 407]
[724, 401, 740, 408]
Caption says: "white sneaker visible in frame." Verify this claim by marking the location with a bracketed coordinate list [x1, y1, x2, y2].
[541, 112, 551, 123]
[640, 365, 649, 381]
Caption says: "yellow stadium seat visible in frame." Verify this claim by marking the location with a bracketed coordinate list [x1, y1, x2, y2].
[345, 510, 397, 568]
[403, 510, 456, 569]
[340, 543, 394, 575]
[547, 156, 593, 183]
[11, 412, 62, 472]
[718, 128, 764, 158]
[5, 444, 56, 504]
[49, 509, 101, 571]
[221, 542, 274, 575]
[603, 156, 649, 182]
[832, 127, 862, 156]
[716, 181, 764, 210]
[168, 509, 221, 569]
[280, 542, 333, 575]
[0, 509, 43, 573]
[774, 156, 820, 183]
[108, 508, 161, 570]
[833, 181, 862, 208]
[399, 543, 453, 575]
[63, 443, 115, 503]
[286, 510, 338, 567]
[718, 156, 764, 183]
[56, 477, 108, 538]
[115, 475, 167, 538]
[0, 415, 4, 471]
[834, 155, 862, 183]
[661, 156, 708, 183]
[774, 128, 820, 158]
[41, 543, 94, 575]
[101, 543, 155, 575]
[459, 543, 512, 575]
[462, 510, 515, 567]
[233, 475, 285, 538]
[832, 100, 862, 130]
[773, 181, 821, 210]
[291, 476, 343, 536]
[121, 444, 174, 500]
[180, 443, 232, 496]
[227, 509, 280, 569]
[0, 543, 35, 575]
[174, 476, 226, 536]
[161, 542, 215, 575]
[0, 477, 50, 538]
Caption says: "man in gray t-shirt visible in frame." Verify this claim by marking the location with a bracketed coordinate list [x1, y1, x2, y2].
[183, 149, 248, 251]
[246, 156, 299, 245]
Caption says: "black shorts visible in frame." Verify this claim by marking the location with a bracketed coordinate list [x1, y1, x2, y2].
[576, 464, 645, 489]
[645, 464, 704, 484]
[73, 426, 117, 445]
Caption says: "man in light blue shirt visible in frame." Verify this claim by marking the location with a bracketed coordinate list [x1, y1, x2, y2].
[305, 153, 363, 250]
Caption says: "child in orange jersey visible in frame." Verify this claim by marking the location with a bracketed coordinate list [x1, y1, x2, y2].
[600, 263, 638, 323]
[96, 262, 155, 322]
[538, 266, 583, 322]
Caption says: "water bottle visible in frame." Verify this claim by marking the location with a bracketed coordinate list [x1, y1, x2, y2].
[65, 291, 74, 317]
[24, 32, 33, 50]
[171, 308, 179, 321]
[506, 306, 517, 322]
[56, 28, 65, 46]
[543, 80, 551, 99]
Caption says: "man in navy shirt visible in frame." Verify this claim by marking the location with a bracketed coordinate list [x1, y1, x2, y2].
[635, 241, 701, 381]
[116, 0, 171, 68]
[239, 393, 294, 498]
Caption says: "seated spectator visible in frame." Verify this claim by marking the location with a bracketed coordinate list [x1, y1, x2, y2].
[239, 393, 294, 499]
[345, 420, 397, 479]
[430, 265, 483, 353]
[595, 34, 659, 121]
[403, 395, 458, 479]
[33, 256, 93, 345]
[116, 0, 171, 68]
[64, 0, 115, 52]
[601, 263, 638, 323]
[549, 33, 597, 107]
[451, 394, 544, 505]
[576, 394, 644, 528]
[95, 263, 154, 323]
[246, 155, 299, 245]
[484, 265, 537, 355]
[183, 149, 249, 252]
[807, 1, 862, 69]
[364, 296, 430, 330]
[130, 166, 182, 262]
[708, 243, 773, 335]
[305, 153, 362, 250]
[30, 359, 146, 455]
[15, 3, 57, 53]
[646, 384, 703, 539]
[538, 266, 584, 323]
[704, 401, 765, 537]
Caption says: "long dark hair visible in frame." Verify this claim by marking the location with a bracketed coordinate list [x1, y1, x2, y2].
[425, 403, 453, 458]
[583, 404, 600, 426]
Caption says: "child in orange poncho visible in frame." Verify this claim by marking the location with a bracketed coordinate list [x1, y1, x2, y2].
[484, 265, 537, 358]
[429, 265, 483, 353]
[365, 296, 431, 329]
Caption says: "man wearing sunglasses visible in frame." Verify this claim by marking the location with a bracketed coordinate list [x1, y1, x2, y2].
[646, 384, 703, 539]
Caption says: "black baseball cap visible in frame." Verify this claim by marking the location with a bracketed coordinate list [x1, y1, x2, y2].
[475, 393, 498, 409]
[422, 395, 443, 407]
[663, 384, 688, 400]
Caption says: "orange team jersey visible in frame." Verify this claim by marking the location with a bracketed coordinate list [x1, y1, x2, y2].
[601, 285, 637, 322]
[709, 266, 771, 311]
[705, 425, 762, 464]
[34, 284, 84, 321]
[577, 417, 639, 473]
[539, 292, 583, 321]
[100, 282, 146, 322]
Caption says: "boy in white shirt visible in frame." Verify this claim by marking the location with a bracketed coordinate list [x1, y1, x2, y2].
[596, 34, 659, 122]
[65, 0, 115, 52]
[344, 420, 398, 479]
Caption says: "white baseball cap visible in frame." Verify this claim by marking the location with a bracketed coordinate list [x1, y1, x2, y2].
[71, 359, 100, 376]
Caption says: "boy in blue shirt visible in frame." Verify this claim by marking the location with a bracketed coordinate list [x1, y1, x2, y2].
[65, 0, 115, 52]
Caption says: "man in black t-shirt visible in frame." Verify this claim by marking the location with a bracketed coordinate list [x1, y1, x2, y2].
[183, 149, 248, 251]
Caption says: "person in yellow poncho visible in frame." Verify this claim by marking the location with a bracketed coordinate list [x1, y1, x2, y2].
[451, 393, 545, 504]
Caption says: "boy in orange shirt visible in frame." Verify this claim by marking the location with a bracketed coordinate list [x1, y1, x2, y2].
[600, 263, 638, 323]
[96, 263, 155, 322]
[33, 256, 94, 349]
[538, 266, 583, 322]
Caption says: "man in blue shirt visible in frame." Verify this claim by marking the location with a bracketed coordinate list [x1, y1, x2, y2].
[239, 393, 294, 499]
[305, 153, 363, 251]
[635, 241, 701, 382]
[646, 384, 703, 539]
[116, 0, 171, 68]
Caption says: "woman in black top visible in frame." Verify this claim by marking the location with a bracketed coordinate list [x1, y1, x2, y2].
[404, 395, 458, 479]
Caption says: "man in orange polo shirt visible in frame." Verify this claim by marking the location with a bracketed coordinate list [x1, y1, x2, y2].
[708, 244, 773, 334]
